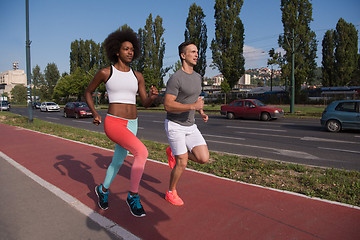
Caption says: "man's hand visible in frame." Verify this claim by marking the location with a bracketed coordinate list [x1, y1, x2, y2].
[193, 97, 204, 111]
[201, 113, 208, 123]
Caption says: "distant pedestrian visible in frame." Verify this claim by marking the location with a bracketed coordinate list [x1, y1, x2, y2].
[84, 28, 158, 217]
[164, 41, 209, 206]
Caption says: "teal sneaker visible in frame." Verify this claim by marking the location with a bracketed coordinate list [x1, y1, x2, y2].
[95, 185, 109, 210]
[126, 193, 146, 217]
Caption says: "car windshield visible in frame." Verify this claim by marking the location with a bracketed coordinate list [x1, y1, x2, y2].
[1, 101, 9, 105]
[252, 99, 266, 107]
[74, 102, 88, 107]
[47, 102, 57, 106]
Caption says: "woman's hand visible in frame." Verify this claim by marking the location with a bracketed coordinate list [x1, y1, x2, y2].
[93, 113, 102, 125]
[149, 85, 159, 100]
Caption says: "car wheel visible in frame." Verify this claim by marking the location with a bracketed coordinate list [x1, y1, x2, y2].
[64, 112, 67, 118]
[226, 112, 234, 120]
[326, 119, 341, 132]
[261, 112, 271, 121]
[75, 113, 80, 119]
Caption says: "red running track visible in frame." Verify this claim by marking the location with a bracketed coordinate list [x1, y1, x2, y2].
[0, 123, 359, 240]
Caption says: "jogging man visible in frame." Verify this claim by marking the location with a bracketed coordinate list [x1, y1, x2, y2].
[164, 41, 209, 206]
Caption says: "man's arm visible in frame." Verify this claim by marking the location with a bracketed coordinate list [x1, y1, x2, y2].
[164, 94, 203, 113]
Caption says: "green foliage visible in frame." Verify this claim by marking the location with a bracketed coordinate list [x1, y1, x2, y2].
[185, 3, 207, 77]
[211, 0, 245, 89]
[53, 67, 93, 102]
[70, 39, 103, 74]
[278, 0, 317, 101]
[321, 18, 358, 87]
[322, 30, 336, 86]
[334, 18, 358, 86]
[10, 85, 27, 103]
[43, 63, 60, 100]
[137, 14, 171, 89]
[31, 65, 44, 100]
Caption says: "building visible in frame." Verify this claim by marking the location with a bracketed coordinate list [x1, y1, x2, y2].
[208, 74, 251, 88]
[0, 63, 27, 99]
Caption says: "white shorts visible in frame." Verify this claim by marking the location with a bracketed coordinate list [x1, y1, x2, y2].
[165, 119, 207, 156]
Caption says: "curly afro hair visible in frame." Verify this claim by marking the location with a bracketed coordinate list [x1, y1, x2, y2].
[104, 28, 140, 64]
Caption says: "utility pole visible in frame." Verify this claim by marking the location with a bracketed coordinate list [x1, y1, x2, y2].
[290, 29, 295, 113]
[25, 0, 33, 122]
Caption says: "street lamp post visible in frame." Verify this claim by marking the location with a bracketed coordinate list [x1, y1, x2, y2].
[290, 29, 295, 114]
[25, 0, 33, 122]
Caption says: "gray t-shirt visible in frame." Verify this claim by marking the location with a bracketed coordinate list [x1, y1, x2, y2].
[165, 69, 202, 126]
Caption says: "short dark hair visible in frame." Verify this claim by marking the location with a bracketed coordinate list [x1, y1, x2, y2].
[104, 28, 140, 64]
[178, 41, 196, 62]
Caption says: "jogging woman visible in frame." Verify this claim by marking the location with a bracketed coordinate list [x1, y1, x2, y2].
[84, 28, 158, 217]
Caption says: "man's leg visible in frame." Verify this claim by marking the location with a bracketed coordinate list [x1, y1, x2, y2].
[188, 144, 209, 164]
[169, 152, 189, 191]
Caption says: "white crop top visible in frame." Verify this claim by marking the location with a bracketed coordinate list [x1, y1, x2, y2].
[105, 66, 138, 104]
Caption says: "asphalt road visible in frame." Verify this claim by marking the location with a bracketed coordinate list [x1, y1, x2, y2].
[9, 107, 360, 171]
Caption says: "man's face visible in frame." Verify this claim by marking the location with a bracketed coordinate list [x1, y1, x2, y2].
[182, 44, 198, 66]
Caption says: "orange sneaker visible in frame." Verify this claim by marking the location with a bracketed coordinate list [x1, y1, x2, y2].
[166, 147, 176, 169]
[165, 190, 184, 206]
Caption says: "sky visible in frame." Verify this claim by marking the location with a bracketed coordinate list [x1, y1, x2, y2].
[1, 0, 359, 81]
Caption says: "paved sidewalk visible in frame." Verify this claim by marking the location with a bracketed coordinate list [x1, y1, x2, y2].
[1, 123, 359, 240]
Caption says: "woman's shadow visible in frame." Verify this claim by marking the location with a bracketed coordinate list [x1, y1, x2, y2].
[54, 154, 96, 197]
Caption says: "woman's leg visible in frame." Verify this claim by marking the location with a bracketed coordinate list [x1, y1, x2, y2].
[104, 115, 148, 193]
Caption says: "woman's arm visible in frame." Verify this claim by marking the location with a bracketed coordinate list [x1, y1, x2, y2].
[135, 71, 158, 108]
[84, 68, 109, 125]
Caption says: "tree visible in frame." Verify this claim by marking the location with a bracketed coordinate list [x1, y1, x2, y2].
[10, 85, 27, 103]
[278, 0, 317, 102]
[173, 60, 182, 73]
[185, 3, 207, 77]
[334, 18, 358, 86]
[220, 79, 231, 104]
[53, 67, 92, 102]
[267, 48, 281, 90]
[44, 63, 60, 100]
[138, 14, 171, 89]
[31, 65, 44, 100]
[321, 30, 336, 86]
[70, 39, 101, 73]
[211, 0, 245, 89]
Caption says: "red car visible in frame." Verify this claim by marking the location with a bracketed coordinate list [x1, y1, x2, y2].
[64, 102, 92, 118]
[220, 99, 284, 121]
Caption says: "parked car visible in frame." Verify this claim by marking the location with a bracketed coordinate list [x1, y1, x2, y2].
[40, 102, 60, 112]
[220, 99, 284, 121]
[32, 101, 41, 109]
[0, 100, 10, 111]
[64, 102, 92, 118]
[320, 100, 360, 132]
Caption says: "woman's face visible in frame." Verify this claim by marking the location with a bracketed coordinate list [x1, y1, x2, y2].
[117, 41, 134, 63]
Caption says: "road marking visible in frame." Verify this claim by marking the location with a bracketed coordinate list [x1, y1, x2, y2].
[203, 134, 245, 141]
[226, 126, 287, 132]
[301, 137, 359, 144]
[206, 139, 319, 159]
[152, 120, 164, 123]
[318, 147, 360, 154]
[234, 131, 359, 145]
[46, 117, 59, 120]
[235, 131, 299, 139]
[73, 120, 91, 124]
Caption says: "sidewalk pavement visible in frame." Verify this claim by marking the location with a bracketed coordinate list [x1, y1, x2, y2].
[0, 123, 359, 240]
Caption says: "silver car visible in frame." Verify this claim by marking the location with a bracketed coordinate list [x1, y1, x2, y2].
[0, 101, 10, 111]
[40, 102, 60, 112]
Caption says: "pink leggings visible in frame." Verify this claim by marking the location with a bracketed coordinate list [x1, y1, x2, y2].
[103, 114, 148, 193]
